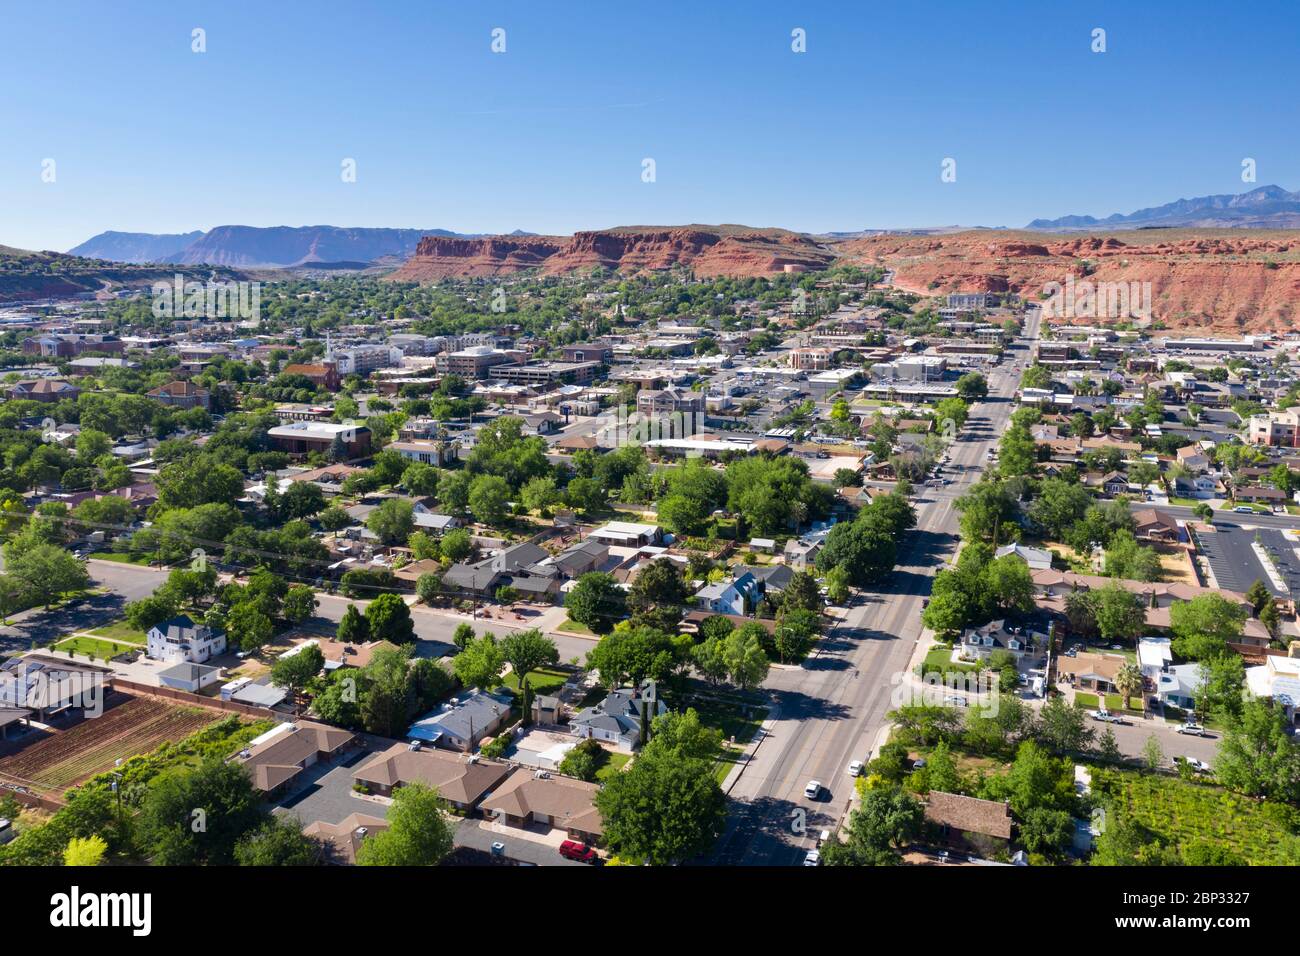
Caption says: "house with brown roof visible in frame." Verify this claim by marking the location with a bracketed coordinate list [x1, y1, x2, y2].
[282, 362, 341, 391]
[302, 812, 389, 864]
[1131, 508, 1180, 543]
[478, 768, 604, 844]
[352, 743, 511, 810]
[7, 378, 80, 403]
[924, 790, 1013, 852]
[146, 380, 211, 410]
[234, 720, 357, 795]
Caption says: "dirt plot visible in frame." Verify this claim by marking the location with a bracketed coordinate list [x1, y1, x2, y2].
[0, 694, 216, 791]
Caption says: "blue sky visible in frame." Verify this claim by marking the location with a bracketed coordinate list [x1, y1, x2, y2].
[2, 0, 1298, 251]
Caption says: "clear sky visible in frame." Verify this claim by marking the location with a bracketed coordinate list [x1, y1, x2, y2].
[2, 0, 1298, 251]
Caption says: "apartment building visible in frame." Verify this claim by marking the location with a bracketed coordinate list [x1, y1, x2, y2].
[636, 387, 705, 416]
[1248, 410, 1300, 447]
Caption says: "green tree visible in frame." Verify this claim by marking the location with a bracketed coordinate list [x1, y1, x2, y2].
[337, 602, 369, 643]
[270, 642, 325, 706]
[356, 782, 454, 866]
[821, 786, 922, 866]
[1169, 593, 1245, 660]
[566, 571, 625, 634]
[500, 629, 559, 723]
[365, 592, 416, 645]
[234, 816, 323, 866]
[468, 474, 512, 525]
[137, 759, 264, 865]
[452, 634, 505, 689]
[366, 498, 415, 546]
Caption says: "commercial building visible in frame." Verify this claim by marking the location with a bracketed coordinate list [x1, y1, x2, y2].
[267, 420, 372, 457]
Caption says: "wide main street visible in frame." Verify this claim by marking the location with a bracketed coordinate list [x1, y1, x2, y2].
[710, 313, 1038, 865]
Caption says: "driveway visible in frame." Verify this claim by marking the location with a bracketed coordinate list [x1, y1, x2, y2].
[272, 746, 382, 827]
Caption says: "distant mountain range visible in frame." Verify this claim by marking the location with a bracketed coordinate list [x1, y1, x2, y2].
[1026, 185, 1300, 231]
[69, 225, 486, 267]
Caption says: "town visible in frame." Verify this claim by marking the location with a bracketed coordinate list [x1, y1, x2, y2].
[0, 265, 1297, 871]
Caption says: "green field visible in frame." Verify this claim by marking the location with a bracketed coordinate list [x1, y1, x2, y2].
[1090, 766, 1300, 865]
[53, 636, 138, 661]
[87, 620, 146, 644]
[594, 751, 631, 784]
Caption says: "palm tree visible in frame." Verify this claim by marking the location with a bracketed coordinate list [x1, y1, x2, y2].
[1115, 662, 1144, 712]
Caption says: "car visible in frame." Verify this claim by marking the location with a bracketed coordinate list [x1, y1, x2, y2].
[847, 760, 864, 777]
[1233, 506, 1255, 514]
[804, 780, 823, 799]
[944, 695, 967, 708]
[1182, 757, 1211, 773]
[911, 757, 926, 770]
[803, 849, 821, 866]
[1176, 722, 1207, 736]
[559, 840, 599, 864]
[1089, 710, 1116, 723]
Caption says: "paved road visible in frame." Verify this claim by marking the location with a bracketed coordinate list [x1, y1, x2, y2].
[711, 314, 1038, 865]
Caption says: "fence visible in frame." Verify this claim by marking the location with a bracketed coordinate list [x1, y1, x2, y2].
[110, 678, 276, 718]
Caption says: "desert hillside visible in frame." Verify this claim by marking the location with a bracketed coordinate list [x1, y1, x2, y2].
[837, 229, 1300, 333]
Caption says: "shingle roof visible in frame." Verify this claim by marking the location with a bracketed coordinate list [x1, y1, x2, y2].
[924, 791, 1013, 840]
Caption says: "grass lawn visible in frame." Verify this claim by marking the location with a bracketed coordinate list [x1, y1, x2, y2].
[917, 643, 978, 677]
[1090, 765, 1300, 865]
[504, 666, 570, 697]
[556, 619, 596, 637]
[594, 751, 630, 784]
[87, 620, 145, 645]
[52, 635, 137, 660]
[89, 551, 154, 565]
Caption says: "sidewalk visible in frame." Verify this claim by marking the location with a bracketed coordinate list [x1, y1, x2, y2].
[720, 704, 781, 794]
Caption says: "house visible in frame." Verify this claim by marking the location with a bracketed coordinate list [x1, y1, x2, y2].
[157, 661, 222, 693]
[1136, 637, 1173, 681]
[587, 521, 662, 548]
[1099, 471, 1131, 498]
[146, 615, 226, 664]
[994, 542, 1053, 571]
[0, 656, 108, 721]
[302, 813, 388, 864]
[352, 742, 511, 809]
[1152, 662, 1204, 711]
[478, 768, 604, 844]
[7, 379, 80, 403]
[924, 790, 1013, 851]
[1175, 445, 1211, 473]
[549, 539, 609, 579]
[407, 689, 512, 751]
[784, 538, 821, 570]
[741, 563, 797, 596]
[1245, 652, 1300, 724]
[569, 682, 667, 751]
[1055, 651, 1128, 694]
[281, 362, 341, 391]
[959, 619, 1044, 661]
[1131, 508, 1181, 543]
[0, 706, 31, 741]
[146, 380, 211, 411]
[442, 542, 550, 597]
[696, 571, 759, 616]
[267, 420, 371, 458]
[234, 720, 358, 795]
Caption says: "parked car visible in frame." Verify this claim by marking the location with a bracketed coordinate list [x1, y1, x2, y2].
[803, 849, 821, 867]
[559, 840, 599, 864]
[1233, 506, 1255, 514]
[1176, 722, 1207, 736]
[944, 695, 968, 708]
[847, 760, 864, 777]
[803, 780, 823, 799]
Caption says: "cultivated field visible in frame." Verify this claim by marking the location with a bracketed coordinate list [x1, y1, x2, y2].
[0, 695, 217, 791]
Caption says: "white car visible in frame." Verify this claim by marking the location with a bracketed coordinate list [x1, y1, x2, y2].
[944, 695, 968, 708]
[847, 760, 864, 777]
[804, 780, 823, 799]
[803, 849, 821, 866]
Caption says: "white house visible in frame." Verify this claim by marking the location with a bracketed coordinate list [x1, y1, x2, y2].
[695, 571, 759, 616]
[146, 615, 226, 664]
[1136, 637, 1173, 682]
[1246, 655, 1300, 724]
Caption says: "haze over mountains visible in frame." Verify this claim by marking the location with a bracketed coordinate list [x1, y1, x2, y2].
[1026, 185, 1300, 231]
[69, 225, 476, 268]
